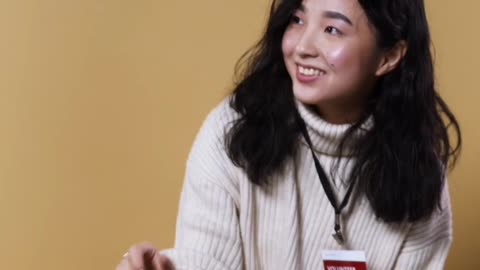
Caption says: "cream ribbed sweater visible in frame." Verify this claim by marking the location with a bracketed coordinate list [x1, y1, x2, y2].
[162, 98, 452, 270]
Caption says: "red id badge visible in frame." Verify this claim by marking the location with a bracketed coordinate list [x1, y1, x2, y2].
[322, 250, 367, 270]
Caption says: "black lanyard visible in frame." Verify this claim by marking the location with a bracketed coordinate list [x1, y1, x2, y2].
[298, 118, 356, 245]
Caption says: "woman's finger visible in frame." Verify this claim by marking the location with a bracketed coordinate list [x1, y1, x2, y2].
[126, 242, 159, 269]
[116, 242, 174, 270]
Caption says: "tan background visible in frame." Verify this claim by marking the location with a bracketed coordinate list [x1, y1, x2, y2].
[0, 0, 478, 269]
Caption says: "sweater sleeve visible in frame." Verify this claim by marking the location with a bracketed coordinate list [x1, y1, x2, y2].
[162, 100, 244, 270]
[393, 182, 453, 270]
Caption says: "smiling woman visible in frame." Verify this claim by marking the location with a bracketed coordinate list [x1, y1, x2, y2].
[116, 0, 461, 269]
[282, 0, 391, 124]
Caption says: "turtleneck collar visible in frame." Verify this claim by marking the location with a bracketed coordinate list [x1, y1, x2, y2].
[295, 100, 373, 157]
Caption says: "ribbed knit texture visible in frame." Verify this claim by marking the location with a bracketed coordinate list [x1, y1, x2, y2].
[162, 98, 452, 270]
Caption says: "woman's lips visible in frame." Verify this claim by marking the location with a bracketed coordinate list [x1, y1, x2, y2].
[296, 64, 326, 84]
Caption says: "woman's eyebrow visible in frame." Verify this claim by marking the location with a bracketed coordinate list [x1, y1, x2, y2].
[323, 10, 353, 26]
[298, 4, 353, 26]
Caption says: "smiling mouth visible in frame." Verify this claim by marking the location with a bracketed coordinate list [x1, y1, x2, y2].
[297, 65, 326, 77]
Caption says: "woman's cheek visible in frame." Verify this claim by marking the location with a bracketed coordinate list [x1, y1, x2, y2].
[282, 31, 297, 55]
[325, 46, 351, 71]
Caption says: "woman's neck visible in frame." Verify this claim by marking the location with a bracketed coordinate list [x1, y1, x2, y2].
[296, 100, 373, 157]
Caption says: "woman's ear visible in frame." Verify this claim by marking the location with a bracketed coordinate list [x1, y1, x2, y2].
[375, 41, 407, 76]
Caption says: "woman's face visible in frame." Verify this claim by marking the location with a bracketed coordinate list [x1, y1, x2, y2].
[282, 0, 384, 123]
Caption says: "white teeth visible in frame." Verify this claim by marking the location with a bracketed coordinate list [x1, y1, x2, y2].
[298, 66, 322, 76]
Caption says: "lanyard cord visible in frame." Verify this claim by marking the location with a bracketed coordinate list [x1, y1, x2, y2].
[297, 117, 356, 245]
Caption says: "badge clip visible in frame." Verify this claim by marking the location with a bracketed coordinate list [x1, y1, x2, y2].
[332, 213, 345, 245]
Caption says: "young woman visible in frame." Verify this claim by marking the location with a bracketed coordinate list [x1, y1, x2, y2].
[117, 0, 461, 269]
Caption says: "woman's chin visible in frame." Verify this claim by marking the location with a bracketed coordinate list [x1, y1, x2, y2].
[292, 87, 325, 107]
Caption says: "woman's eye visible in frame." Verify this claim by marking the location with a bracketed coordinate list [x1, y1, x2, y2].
[325, 26, 342, 35]
[290, 15, 304, 25]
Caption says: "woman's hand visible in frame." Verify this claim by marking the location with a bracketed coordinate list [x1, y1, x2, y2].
[116, 242, 174, 270]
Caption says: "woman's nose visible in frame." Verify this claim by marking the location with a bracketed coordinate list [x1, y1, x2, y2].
[294, 29, 319, 58]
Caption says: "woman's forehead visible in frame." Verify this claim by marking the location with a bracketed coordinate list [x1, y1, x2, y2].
[300, 0, 363, 17]
[299, 0, 369, 29]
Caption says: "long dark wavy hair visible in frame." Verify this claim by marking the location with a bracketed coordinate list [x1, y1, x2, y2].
[225, 0, 461, 223]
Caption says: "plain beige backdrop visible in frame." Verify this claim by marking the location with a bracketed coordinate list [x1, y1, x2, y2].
[0, 0, 478, 269]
